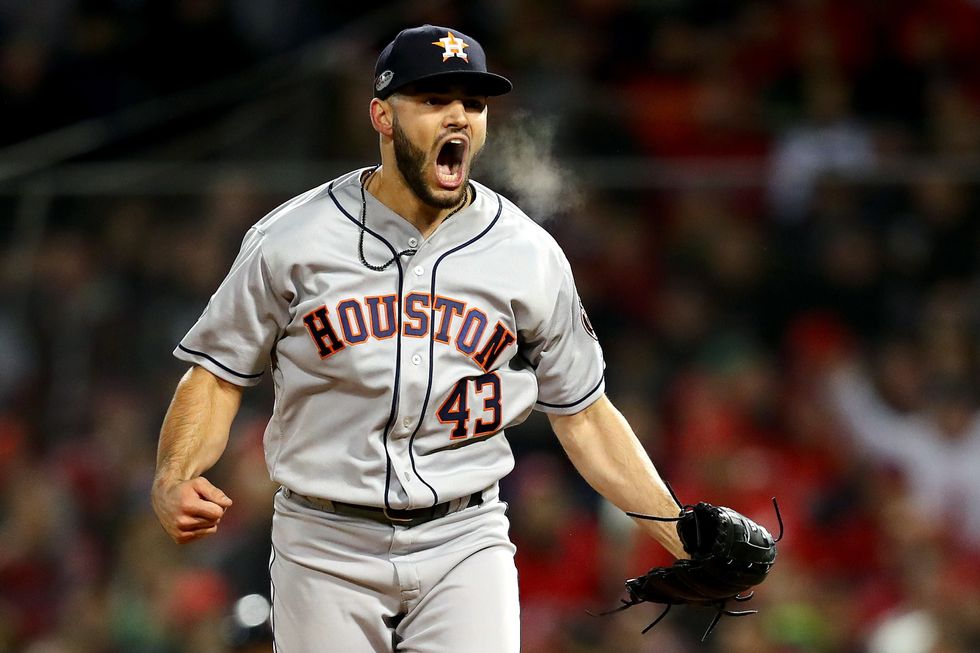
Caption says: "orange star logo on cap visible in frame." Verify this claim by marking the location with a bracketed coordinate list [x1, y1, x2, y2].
[431, 31, 469, 62]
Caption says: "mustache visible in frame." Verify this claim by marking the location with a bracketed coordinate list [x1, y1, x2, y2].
[436, 127, 467, 141]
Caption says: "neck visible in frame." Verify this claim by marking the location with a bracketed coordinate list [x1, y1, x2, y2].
[365, 165, 467, 239]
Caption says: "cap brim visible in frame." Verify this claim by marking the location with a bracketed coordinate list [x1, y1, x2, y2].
[378, 70, 512, 99]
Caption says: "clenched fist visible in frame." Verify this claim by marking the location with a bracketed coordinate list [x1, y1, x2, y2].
[152, 475, 233, 543]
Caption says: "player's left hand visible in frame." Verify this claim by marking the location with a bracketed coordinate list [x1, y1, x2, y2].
[151, 475, 233, 544]
[601, 499, 782, 640]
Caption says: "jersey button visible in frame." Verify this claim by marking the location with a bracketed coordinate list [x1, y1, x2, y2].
[402, 416, 412, 428]
[413, 265, 424, 276]
[411, 354, 422, 365]
[408, 237, 419, 248]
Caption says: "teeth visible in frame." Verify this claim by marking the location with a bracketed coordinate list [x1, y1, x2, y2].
[449, 139, 463, 145]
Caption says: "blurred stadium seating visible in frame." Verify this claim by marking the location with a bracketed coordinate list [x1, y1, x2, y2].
[1, 1, 979, 651]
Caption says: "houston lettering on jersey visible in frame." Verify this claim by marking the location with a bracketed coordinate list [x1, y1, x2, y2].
[303, 292, 516, 372]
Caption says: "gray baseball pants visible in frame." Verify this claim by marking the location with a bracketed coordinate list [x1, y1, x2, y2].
[269, 487, 520, 652]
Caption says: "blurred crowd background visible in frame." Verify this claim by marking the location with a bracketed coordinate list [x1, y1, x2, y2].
[2, 1, 980, 652]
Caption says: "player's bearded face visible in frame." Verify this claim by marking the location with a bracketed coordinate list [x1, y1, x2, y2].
[390, 96, 484, 210]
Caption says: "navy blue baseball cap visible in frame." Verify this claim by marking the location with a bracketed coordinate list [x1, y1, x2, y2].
[374, 25, 512, 100]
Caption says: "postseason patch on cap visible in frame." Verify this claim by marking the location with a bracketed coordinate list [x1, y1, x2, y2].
[375, 70, 394, 92]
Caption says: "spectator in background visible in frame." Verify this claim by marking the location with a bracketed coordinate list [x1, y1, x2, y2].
[767, 68, 877, 223]
[826, 343, 980, 549]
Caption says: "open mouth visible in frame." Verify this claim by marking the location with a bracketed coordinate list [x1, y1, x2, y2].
[435, 137, 467, 190]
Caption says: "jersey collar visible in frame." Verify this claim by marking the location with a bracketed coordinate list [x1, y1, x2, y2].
[332, 168, 498, 252]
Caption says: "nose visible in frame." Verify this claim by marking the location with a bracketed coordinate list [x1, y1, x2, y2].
[443, 100, 468, 129]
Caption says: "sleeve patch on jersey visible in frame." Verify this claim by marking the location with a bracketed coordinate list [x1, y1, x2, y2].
[579, 299, 598, 341]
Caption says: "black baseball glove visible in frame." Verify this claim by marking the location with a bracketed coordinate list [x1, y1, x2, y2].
[602, 498, 782, 641]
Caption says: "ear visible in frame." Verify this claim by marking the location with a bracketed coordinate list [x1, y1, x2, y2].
[370, 98, 394, 137]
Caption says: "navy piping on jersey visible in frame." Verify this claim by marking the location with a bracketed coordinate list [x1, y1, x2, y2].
[269, 517, 279, 653]
[176, 344, 264, 379]
[535, 373, 605, 409]
[405, 191, 504, 507]
[328, 179, 405, 513]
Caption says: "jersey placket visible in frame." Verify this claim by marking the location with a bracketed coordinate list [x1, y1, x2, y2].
[387, 208, 486, 509]
[386, 206, 479, 510]
[387, 239, 438, 509]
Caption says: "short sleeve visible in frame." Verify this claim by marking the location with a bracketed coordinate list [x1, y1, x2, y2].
[527, 253, 606, 414]
[174, 227, 289, 386]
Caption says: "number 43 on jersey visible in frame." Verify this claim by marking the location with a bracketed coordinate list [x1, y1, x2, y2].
[437, 372, 501, 441]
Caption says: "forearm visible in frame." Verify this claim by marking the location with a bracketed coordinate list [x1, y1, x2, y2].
[154, 365, 242, 486]
[550, 395, 686, 559]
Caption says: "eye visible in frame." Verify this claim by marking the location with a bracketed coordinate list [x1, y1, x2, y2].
[464, 99, 486, 111]
[424, 97, 446, 106]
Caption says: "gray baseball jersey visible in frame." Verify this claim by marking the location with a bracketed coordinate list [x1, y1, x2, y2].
[175, 167, 605, 509]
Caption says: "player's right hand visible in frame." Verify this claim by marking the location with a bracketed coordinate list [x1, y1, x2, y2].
[151, 476, 233, 544]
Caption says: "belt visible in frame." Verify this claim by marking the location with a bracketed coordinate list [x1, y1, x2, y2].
[283, 488, 485, 528]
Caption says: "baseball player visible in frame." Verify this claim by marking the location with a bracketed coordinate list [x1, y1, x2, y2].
[151, 25, 686, 653]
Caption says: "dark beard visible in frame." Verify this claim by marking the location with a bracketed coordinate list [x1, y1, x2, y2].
[392, 117, 468, 210]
